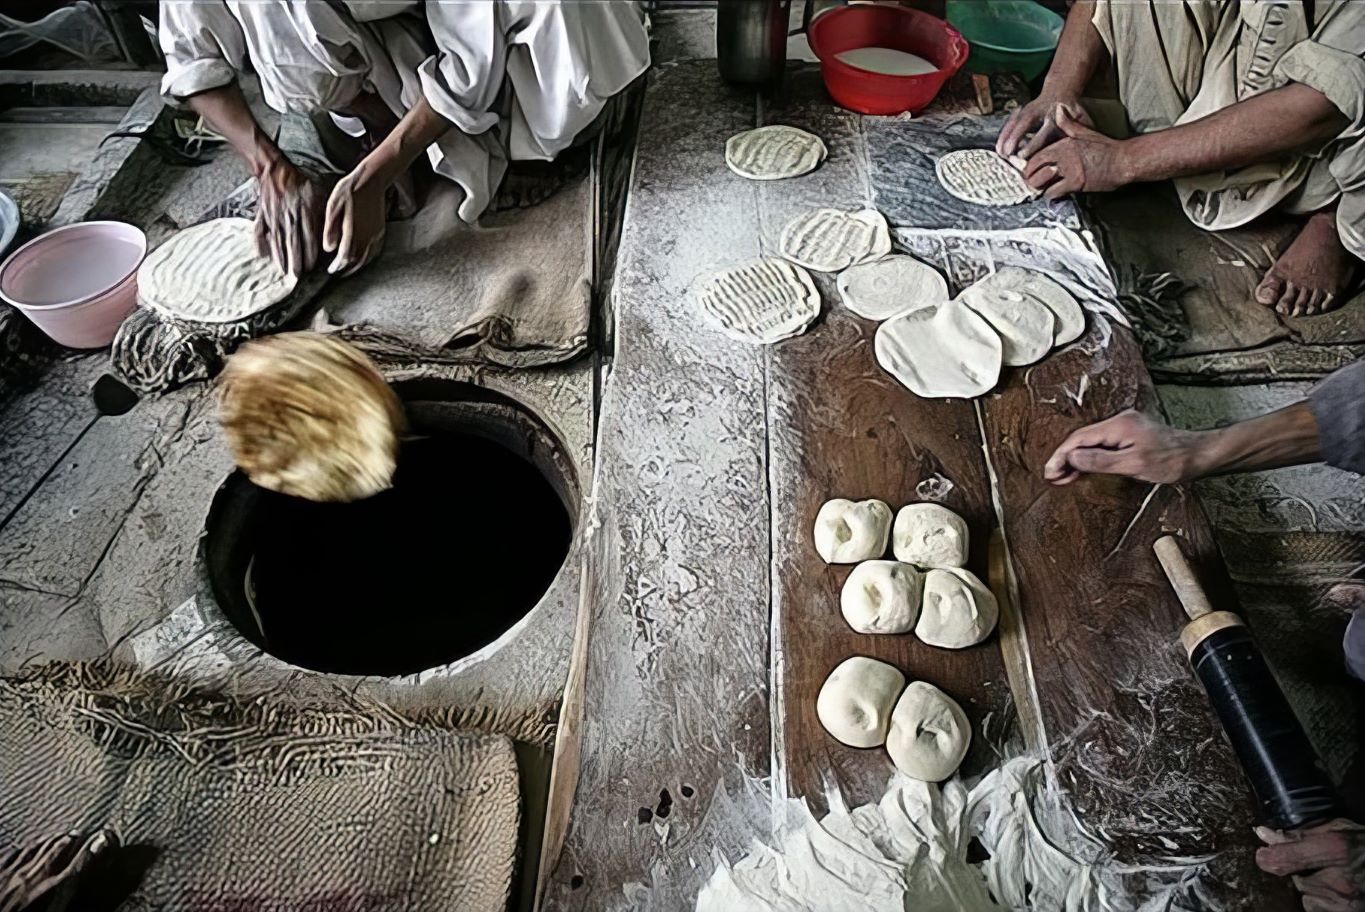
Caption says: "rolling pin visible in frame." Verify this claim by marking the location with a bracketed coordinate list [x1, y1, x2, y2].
[1153, 535, 1341, 830]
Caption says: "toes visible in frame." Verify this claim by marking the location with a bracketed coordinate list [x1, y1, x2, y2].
[1257, 273, 1285, 307]
[1290, 285, 1311, 318]
[1304, 289, 1327, 316]
[1275, 280, 1297, 316]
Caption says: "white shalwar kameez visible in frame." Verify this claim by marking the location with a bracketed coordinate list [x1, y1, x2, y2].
[158, 1, 650, 222]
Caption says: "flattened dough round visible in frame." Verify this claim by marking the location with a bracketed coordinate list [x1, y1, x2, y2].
[779, 208, 892, 273]
[886, 681, 971, 781]
[875, 301, 1002, 399]
[836, 255, 949, 321]
[973, 266, 1085, 346]
[893, 503, 969, 569]
[814, 498, 892, 564]
[841, 560, 922, 634]
[139, 218, 298, 324]
[961, 281, 1056, 367]
[726, 125, 827, 181]
[699, 257, 820, 344]
[936, 149, 1036, 207]
[916, 568, 999, 649]
[817, 656, 906, 748]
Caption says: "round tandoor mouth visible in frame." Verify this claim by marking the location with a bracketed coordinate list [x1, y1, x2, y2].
[200, 380, 579, 677]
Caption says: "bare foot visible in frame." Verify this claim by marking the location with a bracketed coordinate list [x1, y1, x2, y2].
[1255, 210, 1359, 317]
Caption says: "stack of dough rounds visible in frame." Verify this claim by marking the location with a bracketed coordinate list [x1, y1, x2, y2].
[916, 567, 999, 649]
[699, 257, 821, 344]
[779, 208, 892, 273]
[836, 254, 949, 321]
[935, 149, 1037, 207]
[138, 218, 298, 323]
[726, 125, 827, 181]
[893, 503, 969, 568]
[886, 682, 971, 781]
[963, 266, 1085, 347]
[816, 656, 905, 748]
[814, 498, 892, 563]
[217, 332, 405, 503]
[841, 560, 922, 634]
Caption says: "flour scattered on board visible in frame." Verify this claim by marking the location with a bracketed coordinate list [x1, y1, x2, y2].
[779, 207, 892, 273]
[915, 473, 955, 501]
[726, 125, 828, 181]
[696, 757, 1215, 912]
[698, 257, 821, 344]
[936, 149, 1038, 208]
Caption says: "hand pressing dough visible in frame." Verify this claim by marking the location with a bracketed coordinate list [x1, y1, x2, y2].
[699, 258, 821, 344]
[971, 266, 1085, 346]
[814, 498, 892, 563]
[817, 656, 906, 748]
[886, 681, 971, 781]
[836, 255, 949, 321]
[841, 561, 922, 634]
[916, 568, 999, 649]
[875, 301, 1002, 399]
[893, 503, 969, 568]
[961, 282, 1056, 367]
[779, 208, 892, 273]
[935, 149, 1037, 207]
[139, 218, 298, 324]
[726, 125, 827, 181]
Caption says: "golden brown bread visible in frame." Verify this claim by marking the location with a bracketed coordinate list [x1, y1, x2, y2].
[216, 332, 405, 503]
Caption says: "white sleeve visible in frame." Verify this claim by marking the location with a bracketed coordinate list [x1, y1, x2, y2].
[158, 0, 248, 102]
[416, 2, 505, 137]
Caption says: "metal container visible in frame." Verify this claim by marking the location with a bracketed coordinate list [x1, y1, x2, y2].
[717, 0, 793, 86]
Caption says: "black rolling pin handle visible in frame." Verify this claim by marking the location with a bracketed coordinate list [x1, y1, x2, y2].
[1188, 624, 1343, 830]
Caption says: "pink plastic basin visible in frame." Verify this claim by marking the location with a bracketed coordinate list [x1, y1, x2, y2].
[0, 221, 147, 349]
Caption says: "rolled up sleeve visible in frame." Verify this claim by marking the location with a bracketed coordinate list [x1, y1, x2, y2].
[1276, 36, 1365, 140]
[1309, 359, 1365, 474]
[158, 1, 247, 102]
[416, 4, 504, 137]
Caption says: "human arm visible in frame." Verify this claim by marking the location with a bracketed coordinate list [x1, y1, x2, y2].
[322, 94, 455, 276]
[1256, 820, 1365, 912]
[996, 0, 1106, 159]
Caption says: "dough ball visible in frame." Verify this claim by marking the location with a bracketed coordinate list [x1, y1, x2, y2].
[840, 561, 922, 634]
[886, 681, 971, 781]
[916, 568, 999, 649]
[892, 503, 969, 568]
[816, 656, 906, 748]
[814, 498, 892, 564]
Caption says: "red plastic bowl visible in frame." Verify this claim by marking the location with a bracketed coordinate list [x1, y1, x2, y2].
[808, 5, 970, 116]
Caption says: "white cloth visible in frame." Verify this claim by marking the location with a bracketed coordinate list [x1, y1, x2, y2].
[1092, 0, 1365, 261]
[158, 0, 650, 221]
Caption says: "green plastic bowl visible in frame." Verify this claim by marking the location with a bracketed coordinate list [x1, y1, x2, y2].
[945, 0, 1063, 81]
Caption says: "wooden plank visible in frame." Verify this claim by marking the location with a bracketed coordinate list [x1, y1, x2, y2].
[759, 72, 1015, 811]
[979, 323, 1297, 908]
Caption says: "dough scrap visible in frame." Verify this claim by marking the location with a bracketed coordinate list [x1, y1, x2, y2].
[875, 301, 1002, 399]
[699, 257, 821, 344]
[841, 561, 922, 634]
[726, 125, 827, 181]
[961, 281, 1056, 367]
[779, 208, 892, 273]
[916, 568, 999, 649]
[935, 149, 1037, 207]
[836, 255, 949, 321]
[893, 503, 969, 568]
[138, 218, 298, 324]
[814, 498, 892, 564]
[972, 266, 1085, 346]
[886, 681, 971, 781]
[816, 656, 906, 748]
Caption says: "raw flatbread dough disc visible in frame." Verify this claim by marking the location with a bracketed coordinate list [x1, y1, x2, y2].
[961, 281, 1056, 367]
[836, 255, 949, 321]
[971, 266, 1085, 346]
[779, 208, 892, 273]
[726, 125, 828, 181]
[935, 149, 1037, 207]
[699, 257, 820, 344]
[875, 301, 1002, 399]
[139, 218, 298, 324]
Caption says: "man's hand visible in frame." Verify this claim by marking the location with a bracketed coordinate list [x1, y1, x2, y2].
[1022, 106, 1131, 200]
[1257, 820, 1365, 912]
[322, 168, 388, 277]
[997, 94, 1091, 161]
[255, 158, 329, 277]
[1044, 410, 1209, 485]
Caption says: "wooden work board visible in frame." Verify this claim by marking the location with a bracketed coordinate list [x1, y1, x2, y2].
[542, 61, 1295, 910]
